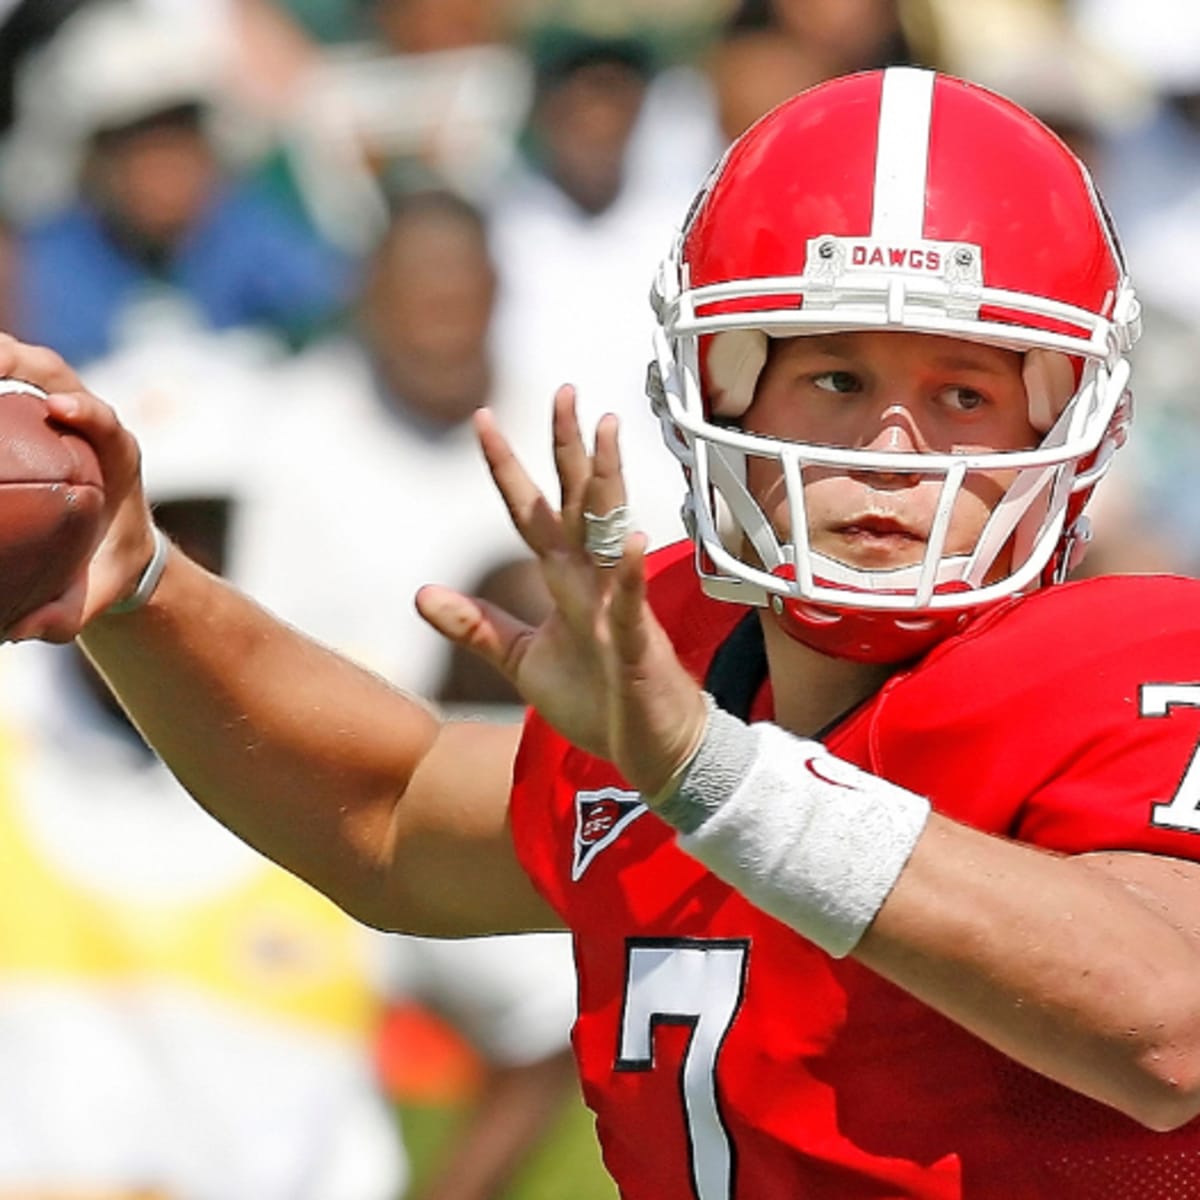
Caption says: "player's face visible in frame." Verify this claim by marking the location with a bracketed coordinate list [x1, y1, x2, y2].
[742, 331, 1038, 574]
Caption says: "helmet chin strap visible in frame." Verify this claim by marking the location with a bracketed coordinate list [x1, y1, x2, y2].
[691, 449, 996, 664]
[689, 437, 1037, 664]
[766, 571, 981, 664]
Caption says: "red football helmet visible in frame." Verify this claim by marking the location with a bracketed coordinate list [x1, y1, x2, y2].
[649, 67, 1139, 662]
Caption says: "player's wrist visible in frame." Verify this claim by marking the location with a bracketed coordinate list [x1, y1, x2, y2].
[104, 526, 171, 616]
[651, 701, 931, 958]
[649, 694, 753, 829]
[642, 692, 714, 808]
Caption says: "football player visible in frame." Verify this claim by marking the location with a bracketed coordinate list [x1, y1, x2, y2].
[12, 67, 1200, 1198]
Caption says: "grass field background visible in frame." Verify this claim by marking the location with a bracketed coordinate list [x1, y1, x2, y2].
[382, 1001, 618, 1199]
[398, 1092, 618, 1199]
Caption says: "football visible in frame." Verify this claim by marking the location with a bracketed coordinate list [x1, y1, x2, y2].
[0, 381, 104, 633]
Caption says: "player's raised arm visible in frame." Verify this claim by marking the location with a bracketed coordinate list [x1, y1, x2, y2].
[0, 336, 555, 937]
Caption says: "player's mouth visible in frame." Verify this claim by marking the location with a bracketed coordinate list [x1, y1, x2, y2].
[826, 516, 925, 564]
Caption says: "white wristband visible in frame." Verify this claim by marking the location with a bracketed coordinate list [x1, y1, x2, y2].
[652, 697, 930, 958]
[106, 527, 171, 615]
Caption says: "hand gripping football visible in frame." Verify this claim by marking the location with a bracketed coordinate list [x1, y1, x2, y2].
[0, 379, 104, 632]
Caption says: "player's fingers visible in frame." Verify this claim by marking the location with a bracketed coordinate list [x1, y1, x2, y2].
[552, 385, 590, 544]
[46, 389, 162, 596]
[605, 534, 709, 797]
[0, 335, 84, 396]
[590, 413, 626, 508]
[475, 408, 564, 557]
[4, 387, 158, 643]
[580, 414, 630, 568]
[607, 532, 651, 665]
[6, 494, 161, 642]
[4, 577, 88, 644]
[44, 389, 143, 510]
[415, 583, 535, 682]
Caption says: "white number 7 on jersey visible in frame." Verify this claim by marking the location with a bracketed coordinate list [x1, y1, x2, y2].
[1144, 684, 1200, 832]
[617, 939, 749, 1200]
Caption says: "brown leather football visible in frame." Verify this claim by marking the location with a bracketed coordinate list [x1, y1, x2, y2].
[0, 384, 104, 632]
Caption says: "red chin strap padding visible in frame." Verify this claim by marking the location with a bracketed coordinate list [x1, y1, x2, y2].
[767, 567, 983, 664]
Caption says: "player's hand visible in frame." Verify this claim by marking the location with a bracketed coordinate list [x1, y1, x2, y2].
[0, 336, 158, 643]
[416, 385, 708, 797]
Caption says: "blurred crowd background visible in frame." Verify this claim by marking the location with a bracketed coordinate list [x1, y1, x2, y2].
[0, 0, 1196, 1197]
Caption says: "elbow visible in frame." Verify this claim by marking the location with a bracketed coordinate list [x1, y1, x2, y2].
[1124, 1065, 1200, 1133]
[1085, 948, 1200, 1131]
[1117, 1029, 1200, 1132]
[1124, 1088, 1200, 1134]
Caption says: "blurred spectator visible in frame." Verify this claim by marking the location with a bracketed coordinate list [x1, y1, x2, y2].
[0, 350, 578, 1198]
[1069, 0, 1200, 327]
[241, 188, 555, 699]
[0, 0, 88, 136]
[922, 0, 1146, 166]
[2, 0, 351, 366]
[1062, 1, 1200, 578]
[488, 19, 718, 552]
[0, 218, 13, 335]
[519, 24, 657, 217]
[705, 0, 924, 143]
[266, 0, 516, 49]
[737, 0, 918, 74]
[706, 18, 839, 141]
[272, 6, 532, 252]
[371, 0, 510, 51]
[273, 0, 376, 43]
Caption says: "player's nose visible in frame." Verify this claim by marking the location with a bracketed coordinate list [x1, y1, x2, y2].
[852, 403, 924, 487]
[862, 402, 922, 451]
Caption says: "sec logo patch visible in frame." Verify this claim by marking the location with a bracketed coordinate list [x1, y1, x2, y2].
[572, 787, 646, 881]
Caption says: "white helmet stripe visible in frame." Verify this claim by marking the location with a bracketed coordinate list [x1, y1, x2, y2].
[871, 68, 935, 242]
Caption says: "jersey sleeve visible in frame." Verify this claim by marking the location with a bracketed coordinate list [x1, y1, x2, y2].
[863, 575, 1200, 861]
[509, 708, 576, 921]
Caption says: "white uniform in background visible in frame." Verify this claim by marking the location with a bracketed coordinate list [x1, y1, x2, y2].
[0, 641, 577, 1200]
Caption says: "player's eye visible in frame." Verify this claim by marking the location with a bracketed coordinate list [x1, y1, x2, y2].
[812, 370, 861, 395]
[940, 386, 987, 413]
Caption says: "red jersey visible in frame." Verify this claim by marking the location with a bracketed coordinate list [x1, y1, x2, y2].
[510, 542, 1200, 1199]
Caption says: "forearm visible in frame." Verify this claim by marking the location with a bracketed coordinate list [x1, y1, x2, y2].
[79, 546, 442, 921]
[654, 700, 1200, 1128]
[859, 822, 1200, 1128]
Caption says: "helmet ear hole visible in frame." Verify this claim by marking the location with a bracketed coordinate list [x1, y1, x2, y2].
[705, 329, 768, 418]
